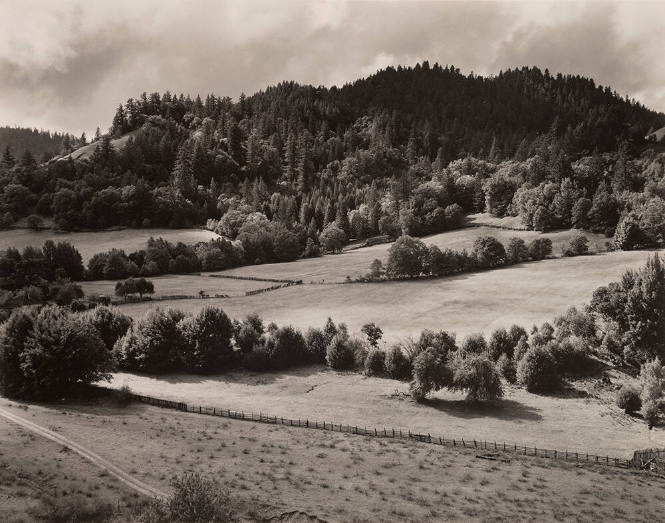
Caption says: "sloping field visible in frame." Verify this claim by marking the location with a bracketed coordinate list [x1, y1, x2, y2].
[213, 226, 608, 283]
[0, 227, 218, 262]
[107, 366, 665, 458]
[80, 273, 267, 299]
[118, 250, 656, 341]
[3, 397, 663, 522]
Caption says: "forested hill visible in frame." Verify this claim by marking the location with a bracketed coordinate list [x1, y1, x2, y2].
[0, 126, 81, 163]
[1, 63, 664, 266]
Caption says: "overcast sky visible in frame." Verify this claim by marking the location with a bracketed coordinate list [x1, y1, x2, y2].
[1, 0, 664, 136]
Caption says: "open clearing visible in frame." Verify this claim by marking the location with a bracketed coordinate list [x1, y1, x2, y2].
[106, 366, 665, 458]
[2, 396, 664, 522]
[118, 250, 657, 341]
[0, 227, 218, 262]
[80, 273, 267, 299]
[212, 225, 609, 283]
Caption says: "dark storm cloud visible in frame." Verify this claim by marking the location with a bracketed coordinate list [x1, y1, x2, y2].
[0, 0, 663, 135]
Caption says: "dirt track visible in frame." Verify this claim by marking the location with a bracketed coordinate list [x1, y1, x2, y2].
[0, 406, 166, 499]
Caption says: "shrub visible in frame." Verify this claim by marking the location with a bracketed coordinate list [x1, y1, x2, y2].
[512, 336, 530, 363]
[364, 348, 385, 376]
[265, 325, 307, 369]
[506, 237, 529, 264]
[488, 328, 513, 360]
[179, 307, 235, 373]
[642, 401, 661, 428]
[472, 236, 506, 268]
[113, 308, 186, 373]
[115, 384, 133, 407]
[325, 333, 356, 370]
[19, 305, 113, 399]
[235, 322, 262, 354]
[639, 358, 664, 427]
[450, 354, 503, 401]
[415, 329, 457, 358]
[563, 234, 589, 257]
[83, 306, 132, 350]
[150, 472, 234, 523]
[410, 347, 451, 401]
[384, 345, 412, 380]
[616, 386, 641, 414]
[549, 338, 593, 376]
[528, 238, 553, 260]
[460, 333, 488, 356]
[516, 345, 559, 393]
[304, 327, 328, 363]
[242, 345, 271, 372]
[386, 235, 428, 278]
[497, 353, 517, 383]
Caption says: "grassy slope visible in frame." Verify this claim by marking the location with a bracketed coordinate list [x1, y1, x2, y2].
[117, 250, 657, 341]
[2, 397, 663, 522]
[211, 226, 609, 283]
[0, 228, 218, 262]
[106, 366, 665, 457]
[0, 411, 146, 522]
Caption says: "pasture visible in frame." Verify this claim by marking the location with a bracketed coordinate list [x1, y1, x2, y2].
[117, 250, 657, 342]
[2, 397, 664, 522]
[0, 227, 218, 262]
[212, 225, 609, 283]
[80, 273, 267, 299]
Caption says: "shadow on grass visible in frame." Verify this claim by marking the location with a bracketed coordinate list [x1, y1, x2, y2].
[422, 397, 543, 422]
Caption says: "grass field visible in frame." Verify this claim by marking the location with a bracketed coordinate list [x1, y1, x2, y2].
[117, 250, 657, 342]
[106, 365, 665, 458]
[80, 273, 267, 299]
[1, 396, 663, 522]
[0, 410, 145, 522]
[210, 225, 608, 283]
[0, 227, 218, 262]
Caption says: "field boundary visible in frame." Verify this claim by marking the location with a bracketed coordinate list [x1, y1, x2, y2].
[119, 389, 633, 469]
[208, 274, 302, 284]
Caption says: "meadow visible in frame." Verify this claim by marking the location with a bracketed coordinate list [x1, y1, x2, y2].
[0, 227, 218, 262]
[117, 249, 657, 342]
[2, 396, 663, 522]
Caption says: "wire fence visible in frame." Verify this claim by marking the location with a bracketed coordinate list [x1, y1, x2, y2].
[125, 391, 633, 469]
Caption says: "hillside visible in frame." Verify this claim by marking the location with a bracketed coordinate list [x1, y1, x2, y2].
[647, 126, 665, 142]
[0, 126, 78, 162]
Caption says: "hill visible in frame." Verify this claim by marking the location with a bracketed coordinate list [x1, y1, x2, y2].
[647, 126, 665, 143]
[0, 126, 79, 162]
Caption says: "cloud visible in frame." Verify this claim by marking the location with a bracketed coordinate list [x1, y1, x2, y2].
[0, 0, 662, 136]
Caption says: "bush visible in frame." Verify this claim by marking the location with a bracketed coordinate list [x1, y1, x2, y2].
[235, 323, 262, 354]
[497, 353, 517, 383]
[83, 305, 133, 350]
[549, 338, 593, 376]
[473, 236, 506, 268]
[113, 308, 186, 373]
[115, 384, 133, 407]
[26, 214, 43, 230]
[528, 238, 553, 260]
[242, 345, 271, 372]
[415, 329, 457, 358]
[325, 333, 356, 370]
[410, 347, 451, 401]
[488, 328, 513, 360]
[364, 348, 385, 376]
[265, 325, 307, 369]
[460, 333, 488, 356]
[516, 345, 559, 393]
[639, 358, 665, 427]
[512, 336, 530, 363]
[19, 305, 113, 399]
[450, 354, 503, 401]
[179, 307, 235, 373]
[384, 345, 412, 380]
[304, 327, 327, 363]
[563, 234, 589, 257]
[616, 386, 641, 414]
[0, 307, 37, 397]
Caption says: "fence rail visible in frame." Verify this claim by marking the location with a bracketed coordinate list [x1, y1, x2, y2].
[120, 390, 633, 469]
[208, 274, 301, 284]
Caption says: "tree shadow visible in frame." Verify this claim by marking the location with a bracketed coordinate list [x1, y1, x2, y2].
[422, 397, 543, 422]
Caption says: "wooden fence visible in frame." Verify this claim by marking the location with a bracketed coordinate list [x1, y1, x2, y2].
[631, 448, 665, 469]
[122, 390, 633, 469]
[208, 274, 301, 284]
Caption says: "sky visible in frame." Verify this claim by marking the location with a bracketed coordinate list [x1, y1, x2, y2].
[1, 0, 664, 136]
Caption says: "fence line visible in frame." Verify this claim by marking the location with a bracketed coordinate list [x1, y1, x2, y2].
[121, 390, 633, 469]
[631, 448, 665, 468]
[208, 274, 301, 284]
[245, 281, 302, 296]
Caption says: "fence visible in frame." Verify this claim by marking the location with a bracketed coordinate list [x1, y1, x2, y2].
[631, 448, 665, 469]
[208, 274, 301, 284]
[245, 281, 302, 296]
[121, 390, 633, 469]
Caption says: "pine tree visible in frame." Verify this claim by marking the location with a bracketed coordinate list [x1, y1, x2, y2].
[296, 131, 314, 192]
[1, 146, 16, 169]
[171, 141, 196, 200]
[282, 132, 297, 182]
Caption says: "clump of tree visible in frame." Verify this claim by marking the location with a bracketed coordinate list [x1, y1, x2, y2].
[115, 277, 154, 301]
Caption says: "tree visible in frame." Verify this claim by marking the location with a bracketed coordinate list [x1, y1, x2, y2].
[472, 236, 505, 268]
[364, 348, 385, 376]
[488, 328, 513, 360]
[410, 347, 451, 401]
[614, 212, 643, 251]
[616, 386, 641, 414]
[361, 323, 383, 347]
[83, 306, 132, 351]
[304, 327, 327, 363]
[571, 197, 592, 229]
[369, 258, 384, 279]
[135, 278, 155, 299]
[19, 305, 112, 399]
[179, 307, 235, 372]
[516, 345, 558, 393]
[450, 354, 503, 401]
[385, 345, 412, 380]
[326, 333, 356, 370]
[26, 215, 43, 231]
[505, 237, 529, 264]
[527, 238, 552, 260]
[265, 325, 307, 369]
[564, 234, 589, 256]
[0, 307, 37, 397]
[386, 235, 427, 278]
[460, 333, 488, 355]
[318, 224, 347, 254]
[639, 358, 665, 427]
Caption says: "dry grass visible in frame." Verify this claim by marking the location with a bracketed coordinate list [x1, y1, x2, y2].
[2, 397, 663, 522]
[0, 411, 147, 523]
[80, 273, 267, 299]
[105, 366, 665, 457]
[117, 250, 657, 342]
[0, 228, 218, 262]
